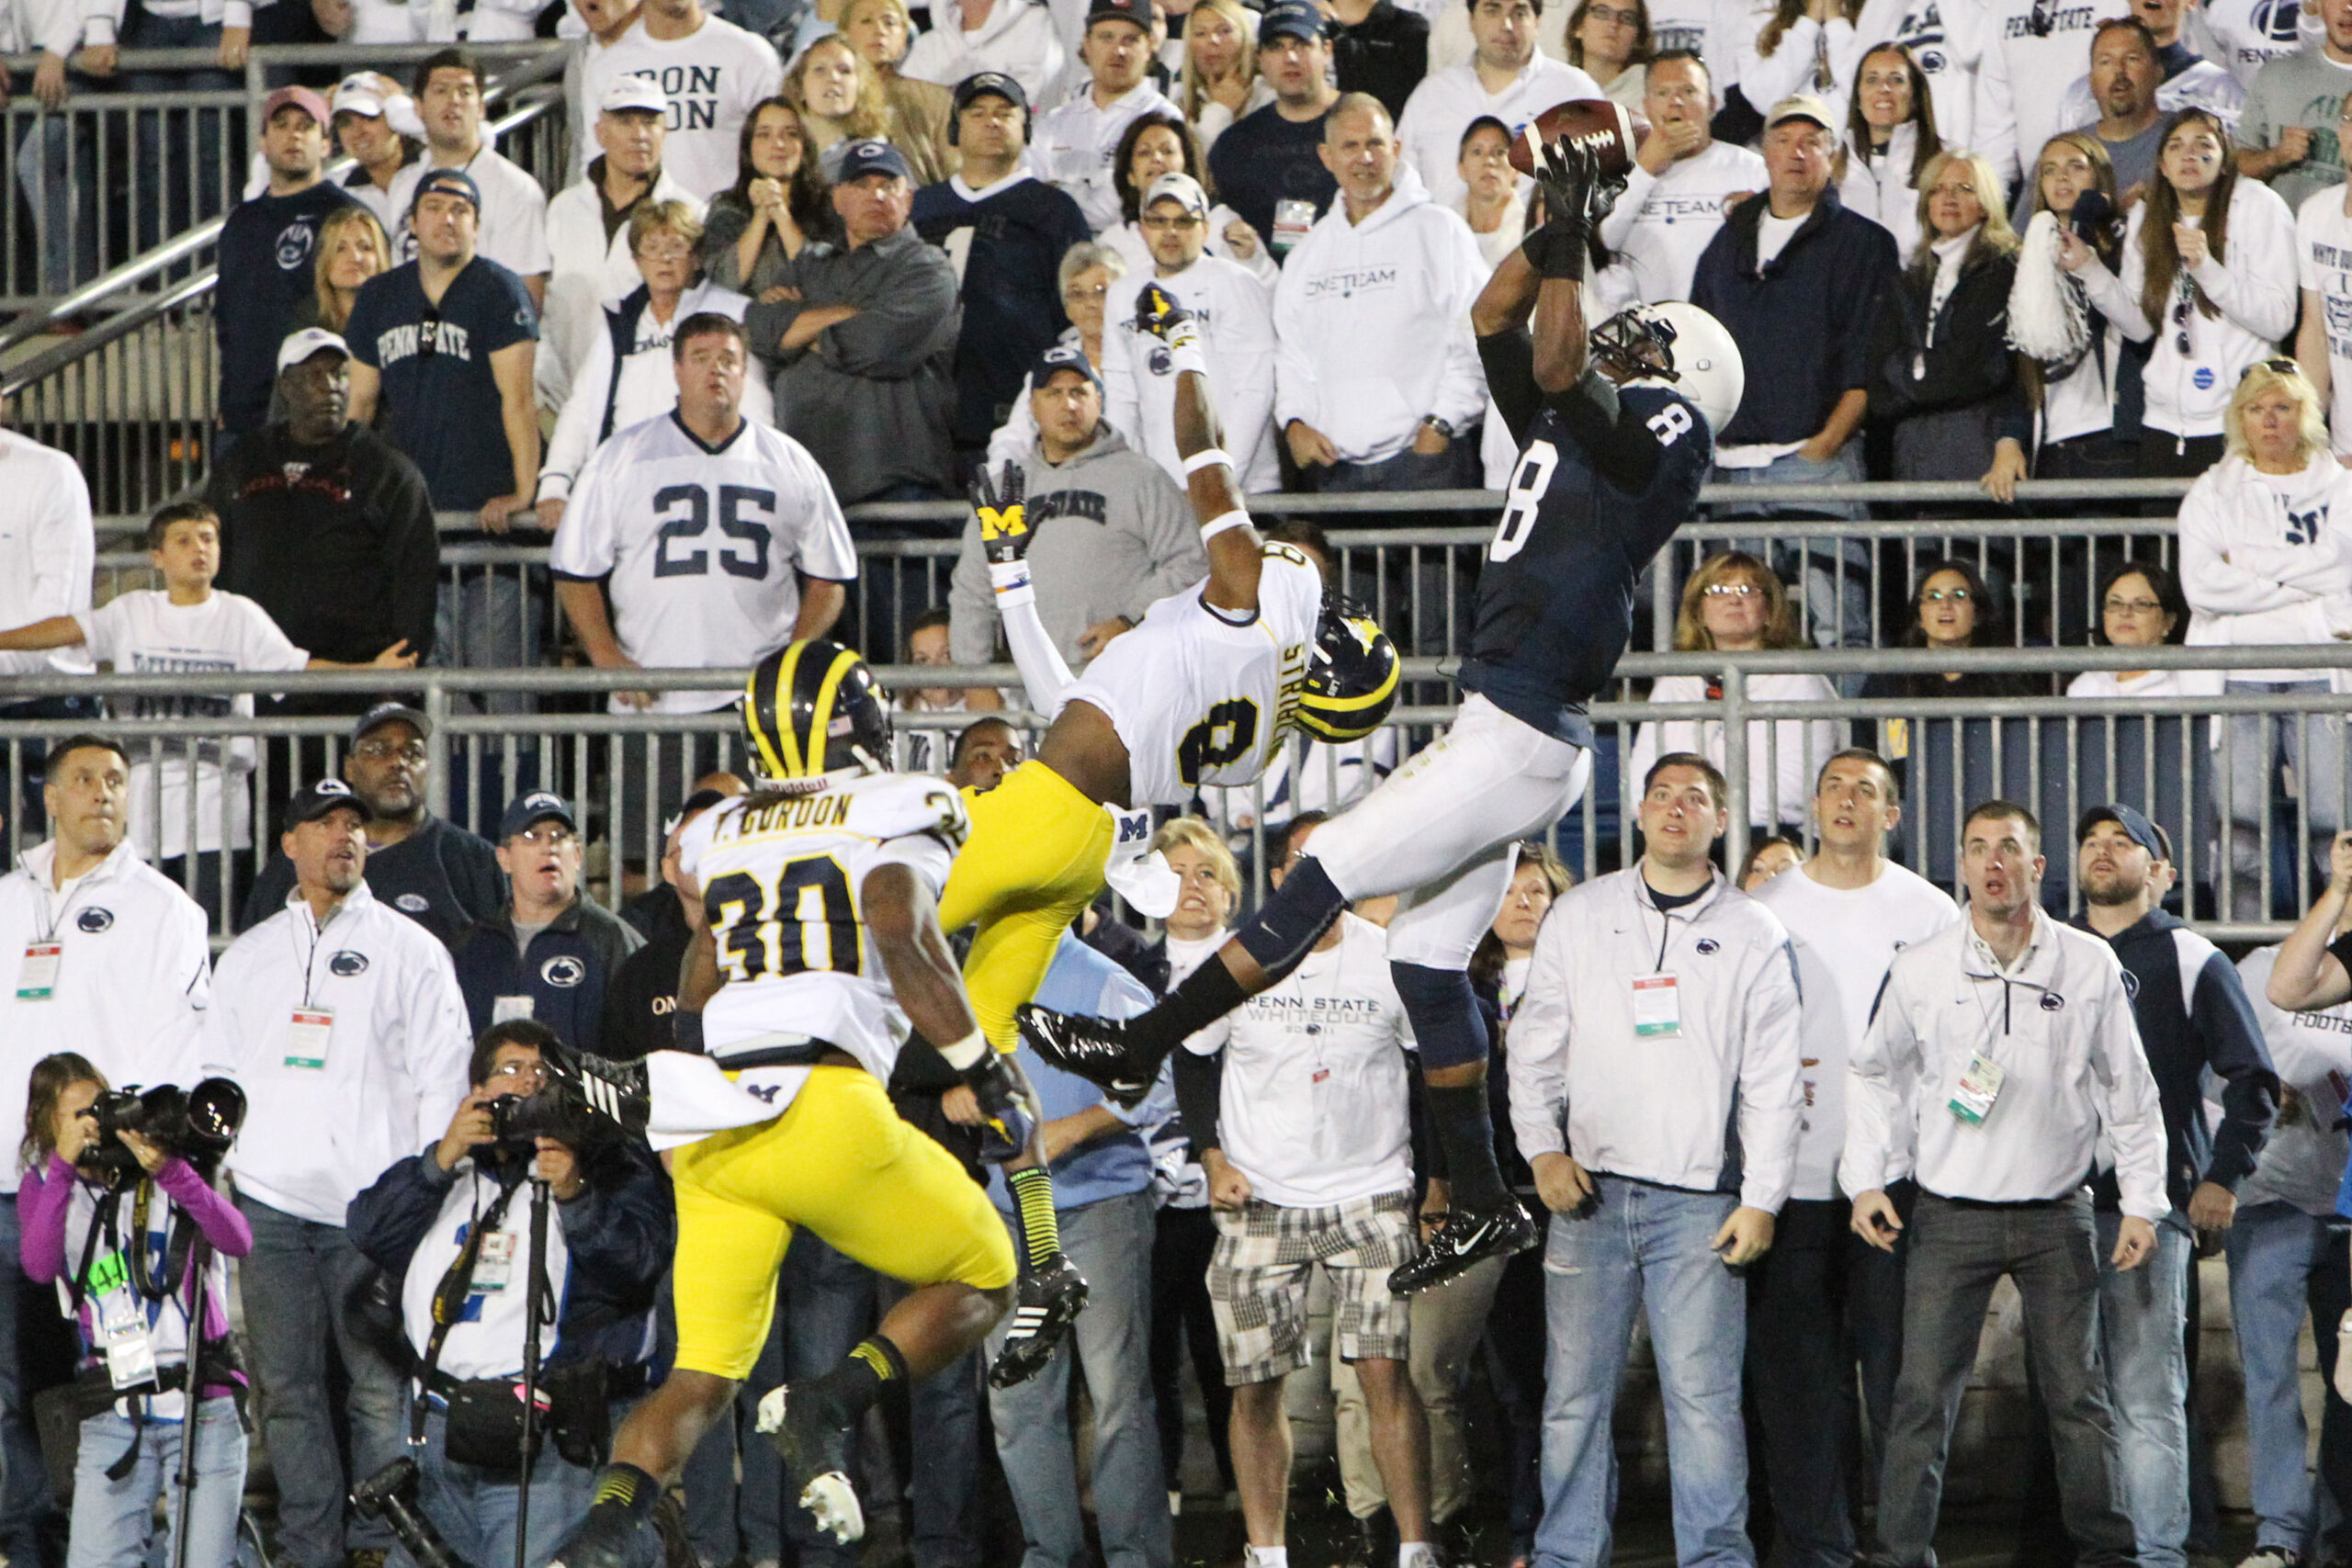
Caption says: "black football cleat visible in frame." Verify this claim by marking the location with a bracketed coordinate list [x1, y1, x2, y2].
[989, 1252, 1090, 1389]
[1014, 1004, 1157, 1109]
[757, 1382, 865, 1545]
[1386, 1199, 1540, 1294]
[545, 1501, 645, 1568]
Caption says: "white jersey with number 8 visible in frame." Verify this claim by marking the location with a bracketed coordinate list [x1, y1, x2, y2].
[1059, 542, 1325, 807]
[678, 773, 969, 1089]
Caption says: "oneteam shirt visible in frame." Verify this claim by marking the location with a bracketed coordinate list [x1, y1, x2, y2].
[345, 256, 540, 512]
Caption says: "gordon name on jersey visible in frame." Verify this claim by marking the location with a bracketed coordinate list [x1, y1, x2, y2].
[678, 771, 968, 1086]
[1060, 542, 1326, 807]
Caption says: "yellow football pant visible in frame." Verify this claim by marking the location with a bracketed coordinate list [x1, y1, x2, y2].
[669, 1064, 1017, 1381]
[936, 760, 1114, 1053]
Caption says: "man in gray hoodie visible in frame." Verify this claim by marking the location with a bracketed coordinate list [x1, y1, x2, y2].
[948, 342, 1208, 678]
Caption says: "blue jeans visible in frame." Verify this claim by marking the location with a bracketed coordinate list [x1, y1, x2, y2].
[2224, 684, 2344, 921]
[15, 114, 97, 296]
[2096, 1209, 2191, 1568]
[1536, 1176, 1748, 1568]
[116, 13, 236, 256]
[235, 1197, 408, 1568]
[1712, 446, 1871, 656]
[67, 1395, 247, 1568]
[0, 1200, 68, 1566]
[2227, 1201, 2352, 1557]
[987, 1190, 1170, 1568]
[403, 1405, 606, 1568]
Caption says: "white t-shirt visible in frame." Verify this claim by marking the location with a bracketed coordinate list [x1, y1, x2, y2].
[582, 15, 787, 200]
[390, 147, 553, 280]
[2299, 185, 2352, 457]
[1757, 209, 1804, 267]
[1590, 140, 1767, 314]
[1191, 912, 1417, 1207]
[75, 591, 310, 860]
[1750, 859, 1961, 1201]
[548, 412, 858, 713]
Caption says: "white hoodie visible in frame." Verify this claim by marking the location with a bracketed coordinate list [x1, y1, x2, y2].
[203, 882, 473, 1227]
[1273, 166, 1490, 465]
[1102, 252, 1281, 492]
[1395, 55, 1602, 211]
[2078, 176, 2298, 441]
[1838, 122, 1926, 263]
[2177, 449, 2352, 685]
[901, 0, 1068, 107]
[537, 166, 708, 412]
[1972, 0, 2133, 189]
[1507, 866, 1805, 1213]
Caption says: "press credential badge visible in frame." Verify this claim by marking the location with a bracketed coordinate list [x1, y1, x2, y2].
[16, 942, 60, 999]
[286, 1007, 334, 1070]
[1633, 974, 1681, 1038]
[1949, 1050, 2006, 1125]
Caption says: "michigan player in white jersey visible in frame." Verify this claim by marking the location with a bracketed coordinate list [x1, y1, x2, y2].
[545, 641, 1033, 1568]
[1020, 139, 1747, 1293]
[933, 311, 1401, 1382]
[549, 312, 857, 715]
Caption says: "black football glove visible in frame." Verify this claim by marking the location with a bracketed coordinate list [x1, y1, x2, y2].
[963, 1051, 1038, 1165]
[1134, 281, 1204, 357]
[1523, 139, 1624, 280]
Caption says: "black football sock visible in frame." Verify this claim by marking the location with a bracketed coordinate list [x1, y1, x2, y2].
[1427, 1082, 1509, 1213]
[810, 1335, 910, 1427]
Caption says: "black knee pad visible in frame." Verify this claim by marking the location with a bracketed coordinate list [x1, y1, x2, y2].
[1389, 962, 1490, 1072]
[1233, 854, 1348, 983]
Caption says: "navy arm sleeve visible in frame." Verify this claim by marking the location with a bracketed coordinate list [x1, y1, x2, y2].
[2194, 951, 2280, 1191]
[1172, 1045, 1226, 1160]
[1478, 327, 1543, 448]
[1551, 369, 1665, 492]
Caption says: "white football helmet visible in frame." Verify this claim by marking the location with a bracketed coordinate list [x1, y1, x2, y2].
[1592, 300, 1747, 435]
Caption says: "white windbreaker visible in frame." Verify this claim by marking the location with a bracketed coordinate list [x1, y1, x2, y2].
[1507, 866, 1805, 1213]
[1102, 253, 1280, 493]
[1272, 167, 1490, 466]
[0, 840, 212, 1195]
[1841, 907, 2168, 1222]
[537, 167, 707, 412]
[202, 882, 473, 1226]
[2177, 449, 2352, 685]
[1837, 122, 1926, 264]
[2077, 176, 2299, 441]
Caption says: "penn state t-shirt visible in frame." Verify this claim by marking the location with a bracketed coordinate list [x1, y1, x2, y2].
[346, 256, 539, 512]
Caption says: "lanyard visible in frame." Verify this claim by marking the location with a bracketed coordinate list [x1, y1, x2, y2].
[288, 902, 336, 1009]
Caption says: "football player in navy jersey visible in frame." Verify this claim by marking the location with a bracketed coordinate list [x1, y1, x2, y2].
[1019, 139, 1747, 1292]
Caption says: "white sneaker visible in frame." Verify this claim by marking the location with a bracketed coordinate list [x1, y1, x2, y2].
[1168, 1490, 1182, 1517]
[2237, 1550, 2303, 1568]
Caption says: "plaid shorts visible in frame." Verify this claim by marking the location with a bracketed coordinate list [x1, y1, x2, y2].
[1207, 1188, 1419, 1385]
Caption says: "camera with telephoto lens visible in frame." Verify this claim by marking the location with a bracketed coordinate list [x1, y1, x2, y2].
[85, 1078, 247, 1188]
[483, 1087, 602, 1153]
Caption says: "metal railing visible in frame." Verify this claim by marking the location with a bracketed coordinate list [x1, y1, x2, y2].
[0, 640, 2343, 945]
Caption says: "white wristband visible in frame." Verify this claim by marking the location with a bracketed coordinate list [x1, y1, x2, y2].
[1199, 509, 1251, 542]
[938, 1029, 989, 1071]
[1182, 447, 1233, 476]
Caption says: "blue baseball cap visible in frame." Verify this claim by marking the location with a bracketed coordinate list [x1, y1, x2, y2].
[284, 777, 373, 833]
[499, 790, 577, 841]
[954, 70, 1028, 115]
[411, 166, 481, 213]
[2076, 802, 2172, 863]
[1260, 0, 1326, 41]
[1031, 341, 1102, 396]
[833, 139, 912, 184]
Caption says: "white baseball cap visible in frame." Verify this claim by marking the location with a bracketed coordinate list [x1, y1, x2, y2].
[277, 328, 349, 375]
[331, 73, 385, 118]
[599, 76, 670, 116]
[1142, 171, 1208, 220]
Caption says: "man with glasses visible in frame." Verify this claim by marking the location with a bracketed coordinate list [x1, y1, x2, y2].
[453, 791, 644, 1052]
[1103, 172, 1280, 491]
[241, 703, 506, 951]
[1395, 0, 1599, 209]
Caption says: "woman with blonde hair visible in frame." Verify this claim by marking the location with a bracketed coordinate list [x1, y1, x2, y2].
[2065, 107, 2298, 478]
[1871, 149, 2026, 487]
[838, 0, 961, 185]
[535, 201, 772, 525]
[2006, 130, 2133, 483]
[1629, 551, 1840, 830]
[1179, 0, 1270, 150]
[2178, 359, 2352, 916]
[786, 36, 899, 172]
[304, 204, 390, 333]
[1837, 43, 1939, 260]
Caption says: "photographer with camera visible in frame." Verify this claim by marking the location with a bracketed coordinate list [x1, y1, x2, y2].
[17, 1052, 252, 1568]
[345, 1019, 672, 1567]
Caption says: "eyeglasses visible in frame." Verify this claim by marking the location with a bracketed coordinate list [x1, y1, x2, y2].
[488, 1059, 548, 1085]
[1702, 581, 1760, 598]
[1062, 282, 1109, 300]
[353, 739, 427, 763]
[1583, 4, 1639, 22]
[2103, 597, 2165, 615]
[636, 238, 695, 262]
[2171, 294, 2191, 357]
[2241, 356, 2302, 379]
[514, 824, 576, 847]
[1921, 586, 1972, 603]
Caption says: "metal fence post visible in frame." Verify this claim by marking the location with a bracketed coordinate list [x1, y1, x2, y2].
[1721, 664, 1749, 875]
[424, 676, 451, 821]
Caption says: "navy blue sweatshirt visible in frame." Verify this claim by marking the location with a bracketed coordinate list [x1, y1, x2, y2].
[2072, 907, 2278, 1221]
[453, 894, 645, 1055]
[346, 1138, 673, 1375]
[215, 181, 362, 434]
[1690, 185, 1898, 447]
[912, 175, 1093, 447]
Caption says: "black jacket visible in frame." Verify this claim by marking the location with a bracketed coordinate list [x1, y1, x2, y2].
[1872, 242, 2030, 442]
[453, 894, 645, 1054]
[1332, 0, 1429, 121]
[346, 1138, 673, 1374]
[242, 815, 504, 951]
[600, 898, 695, 1061]
[2070, 908, 2278, 1220]
[208, 421, 440, 666]
[1690, 186, 1899, 446]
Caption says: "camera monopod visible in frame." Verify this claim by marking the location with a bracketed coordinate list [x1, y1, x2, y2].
[512, 1174, 555, 1568]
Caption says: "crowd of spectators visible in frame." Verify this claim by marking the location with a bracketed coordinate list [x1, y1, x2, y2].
[31, 0, 2352, 1562]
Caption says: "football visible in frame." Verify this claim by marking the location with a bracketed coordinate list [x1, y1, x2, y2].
[1509, 97, 1648, 179]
